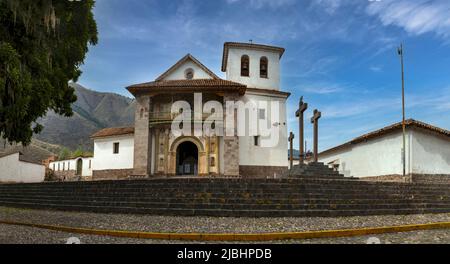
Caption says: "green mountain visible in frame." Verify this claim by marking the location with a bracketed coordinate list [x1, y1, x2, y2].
[34, 83, 136, 151]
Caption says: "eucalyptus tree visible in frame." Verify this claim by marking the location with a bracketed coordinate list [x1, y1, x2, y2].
[0, 0, 98, 145]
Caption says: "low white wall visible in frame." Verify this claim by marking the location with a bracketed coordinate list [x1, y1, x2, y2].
[411, 129, 450, 174]
[0, 153, 45, 183]
[49, 157, 93, 177]
[319, 131, 411, 178]
[93, 135, 134, 171]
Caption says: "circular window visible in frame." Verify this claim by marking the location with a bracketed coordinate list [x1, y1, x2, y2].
[185, 68, 194, 80]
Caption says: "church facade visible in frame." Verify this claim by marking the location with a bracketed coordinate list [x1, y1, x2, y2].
[90, 42, 290, 179]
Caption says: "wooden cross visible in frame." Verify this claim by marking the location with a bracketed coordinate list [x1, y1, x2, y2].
[311, 109, 322, 163]
[289, 132, 295, 168]
[295, 97, 308, 164]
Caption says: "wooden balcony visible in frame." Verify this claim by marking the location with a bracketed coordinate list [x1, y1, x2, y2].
[149, 111, 222, 126]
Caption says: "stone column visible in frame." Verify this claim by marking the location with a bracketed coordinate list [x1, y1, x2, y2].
[164, 128, 170, 175]
[205, 136, 211, 175]
[154, 128, 160, 174]
[133, 95, 152, 176]
[223, 93, 240, 177]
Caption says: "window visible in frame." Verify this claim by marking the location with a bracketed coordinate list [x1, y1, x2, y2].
[89, 160, 92, 169]
[259, 109, 266, 119]
[241, 55, 250, 77]
[185, 68, 194, 79]
[254, 136, 260, 146]
[63, 162, 65, 171]
[68, 162, 70, 171]
[210, 157, 216, 167]
[58, 163, 60, 171]
[113, 142, 120, 154]
[260, 57, 268, 78]
[52, 164, 55, 171]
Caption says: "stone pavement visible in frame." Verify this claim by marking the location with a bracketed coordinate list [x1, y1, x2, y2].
[0, 207, 449, 244]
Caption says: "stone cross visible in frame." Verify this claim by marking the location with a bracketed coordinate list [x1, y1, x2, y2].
[311, 109, 322, 163]
[289, 132, 295, 168]
[295, 97, 308, 164]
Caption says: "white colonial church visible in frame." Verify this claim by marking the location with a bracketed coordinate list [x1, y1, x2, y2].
[78, 42, 290, 180]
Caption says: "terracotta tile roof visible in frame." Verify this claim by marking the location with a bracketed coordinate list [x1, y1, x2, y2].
[155, 54, 219, 81]
[127, 79, 247, 95]
[319, 119, 450, 156]
[222, 42, 285, 72]
[91, 127, 134, 139]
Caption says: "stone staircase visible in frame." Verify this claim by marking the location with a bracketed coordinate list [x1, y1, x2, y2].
[286, 162, 351, 180]
[0, 178, 449, 217]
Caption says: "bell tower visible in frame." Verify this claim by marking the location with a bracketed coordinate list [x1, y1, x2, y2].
[221, 42, 285, 90]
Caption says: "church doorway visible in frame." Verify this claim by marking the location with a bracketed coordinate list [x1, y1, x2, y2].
[176, 141, 198, 176]
[76, 159, 83, 176]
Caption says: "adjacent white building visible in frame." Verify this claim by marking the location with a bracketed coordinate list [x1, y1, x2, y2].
[90, 127, 135, 180]
[319, 119, 450, 182]
[0, 152, 45, 183]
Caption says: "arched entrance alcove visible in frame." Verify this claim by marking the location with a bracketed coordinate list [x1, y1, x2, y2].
[169, 136, 205, 176]
[76, 159, 83, 176]
[176, 141, 198, 175]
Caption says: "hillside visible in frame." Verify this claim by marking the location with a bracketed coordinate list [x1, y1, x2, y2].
[34, 83, 136, 151]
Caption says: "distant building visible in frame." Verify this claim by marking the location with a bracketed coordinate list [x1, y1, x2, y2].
[49, 156, 93, 181]
[0, 152, 45, 183]
[319, 119, 450, 183]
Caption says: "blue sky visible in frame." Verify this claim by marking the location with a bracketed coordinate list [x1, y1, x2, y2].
[78, 0, 450, 151]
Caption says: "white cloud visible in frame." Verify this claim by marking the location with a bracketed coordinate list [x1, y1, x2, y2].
[226, 0, 296, 9]
[311, 0, 343, 14]
[369, 65, 383, 72]
[299, 82, 345, 94]
[367, 0, 450, 40]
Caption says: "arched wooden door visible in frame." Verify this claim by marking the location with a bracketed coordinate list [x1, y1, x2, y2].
[76, 159, 83, 176]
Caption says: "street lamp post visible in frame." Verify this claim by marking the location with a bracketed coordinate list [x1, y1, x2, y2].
[398, 44, 406, 177]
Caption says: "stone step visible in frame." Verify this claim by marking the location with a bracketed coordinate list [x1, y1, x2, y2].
[0, 192, 447, 201]
[1, 186, 448, 195]
[1, 196, 449, 207]
[1, 178, 449, 188]
[1, 198, 449, 211]
[2, 181, 449, 190]
[0, 201, 448, 217]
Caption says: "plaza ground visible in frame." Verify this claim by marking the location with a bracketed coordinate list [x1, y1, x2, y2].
[0, 207, 449, 244]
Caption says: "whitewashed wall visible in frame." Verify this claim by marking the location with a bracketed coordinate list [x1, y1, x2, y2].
[319, 131, 411, 178]
[162, 60, 214, 80]
[226, 48, 281, 90]
[49, 157, 93, 177]
[93, 135, 134, 171]
[0, 153, 45, 183]
[237, 92, 288, 167]
[411, 129, 450, 174]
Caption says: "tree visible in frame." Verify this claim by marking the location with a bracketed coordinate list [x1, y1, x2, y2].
[0, 0, 98, 146]
[58, 147, 71, 161]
